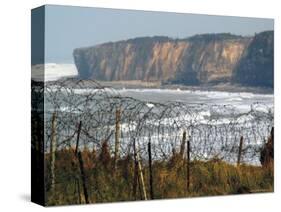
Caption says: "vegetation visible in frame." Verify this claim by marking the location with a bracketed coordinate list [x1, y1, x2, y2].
[45, 145, 273, 206]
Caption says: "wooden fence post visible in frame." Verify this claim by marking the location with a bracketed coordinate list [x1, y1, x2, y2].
[148, 139, 154, 199]
[74, 121, 90, 204]
[78, 151, 89, 204]
[186, 136, 190, 192]
[132, 138, 138, 200]
[136, 149, 147, 200]
[75, 121, 82, 155]
[75, 177, 81, 204]
[180, 131, 186, 159]
[237, 136, 244, 166]
[132, 138, 147, 200]
[50, 112, 57, 191]
[114, 108, 121, 170]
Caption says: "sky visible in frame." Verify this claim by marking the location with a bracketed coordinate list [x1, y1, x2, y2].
[44, 4, 274, 63]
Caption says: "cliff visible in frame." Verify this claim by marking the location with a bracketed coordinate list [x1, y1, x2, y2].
[232, 31, 274, 87]
[73, 31, 273, 88]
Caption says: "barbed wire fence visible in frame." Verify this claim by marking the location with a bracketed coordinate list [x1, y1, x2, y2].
[32, 79, 274, 203]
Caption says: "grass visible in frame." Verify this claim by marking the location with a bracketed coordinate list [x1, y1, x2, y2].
[45, 148, 273, 206]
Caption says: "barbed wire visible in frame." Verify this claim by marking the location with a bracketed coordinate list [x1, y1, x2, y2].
[34, 79, 273, 166]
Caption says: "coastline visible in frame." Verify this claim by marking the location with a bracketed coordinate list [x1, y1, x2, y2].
[45, 78, 274, 94]
[96, 80, 274, 95]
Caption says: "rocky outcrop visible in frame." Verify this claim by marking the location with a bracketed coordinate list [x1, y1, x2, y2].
[170, 34, 250, 85]
[232, 31, 273, 87]
[73, 31, 273, 88]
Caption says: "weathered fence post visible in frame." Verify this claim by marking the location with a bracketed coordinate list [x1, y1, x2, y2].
[114, 108, 121, 170]
[136, 150, 147, 200]
[186, 135, 190, 192]
[75, 121, 90, 204]
[132, 138, 139, 200]
[50, 112, 57, 191]
[77, 151, 89, 204]
[75, 121, 82, 155]
[148, 138, 154, 199]
[237, 136, 244, 166]
[180, 131, 186, 159]
[132, 138, 147, 200]
[75, 177, 81, 204]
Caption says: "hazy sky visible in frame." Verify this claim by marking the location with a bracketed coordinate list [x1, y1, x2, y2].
[44, 5, 274, 63]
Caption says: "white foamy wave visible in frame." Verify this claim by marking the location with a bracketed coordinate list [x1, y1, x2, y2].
[146, 103, 155, 108]
[239, 92, 255, 98]
[31, 63, 78, 81]
[118, 88, 193, 94]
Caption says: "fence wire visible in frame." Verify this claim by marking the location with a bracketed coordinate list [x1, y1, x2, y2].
[35, 79, 273, 166]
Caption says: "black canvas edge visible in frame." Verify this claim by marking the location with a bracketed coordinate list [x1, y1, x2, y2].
[31, 5, 46, 206]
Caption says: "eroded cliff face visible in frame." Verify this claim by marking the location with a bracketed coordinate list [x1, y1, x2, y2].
[73, 32, 273, 87]
[232, 31, 273, 87]
[171, 35, 250, 85]
[73, 36, 188, 81]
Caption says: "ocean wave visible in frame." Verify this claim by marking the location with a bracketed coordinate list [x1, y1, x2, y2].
[31, 63, 78, 81]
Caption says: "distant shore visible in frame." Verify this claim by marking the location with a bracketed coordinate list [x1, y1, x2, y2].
[97, 80, 274, 94]
[48, 78, 274, 94]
